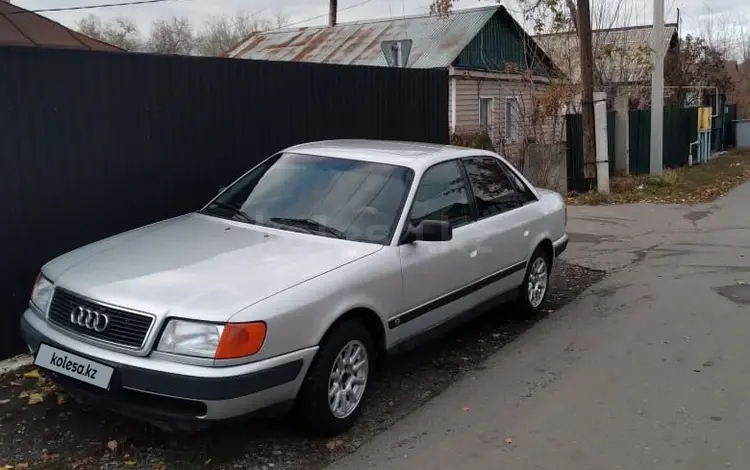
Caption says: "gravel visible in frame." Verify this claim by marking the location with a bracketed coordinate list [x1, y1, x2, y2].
[0, 261, 604, 470]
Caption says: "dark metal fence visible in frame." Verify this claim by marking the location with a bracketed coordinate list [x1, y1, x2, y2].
[629, 107, 699, 174]
[565, 113, 586, 192]
[564, 110, 616, 191]
[566, 106, 699, 191]
[0, 46, 448, 359]
[725, 103, 738, 149]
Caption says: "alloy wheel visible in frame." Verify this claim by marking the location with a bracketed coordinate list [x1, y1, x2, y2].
[327, 340, 369, 419]
[527, 257, 548, 308]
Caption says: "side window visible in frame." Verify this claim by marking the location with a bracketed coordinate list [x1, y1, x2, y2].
[462, 157, 520, 218]
[408, 161, 472, 229]
[479, 97, 493, 132]
[505, 97, 520, 141]
[505, 166, 537, 205]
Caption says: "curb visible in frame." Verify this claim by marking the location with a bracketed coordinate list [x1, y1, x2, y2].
[0, 354, 33, 376]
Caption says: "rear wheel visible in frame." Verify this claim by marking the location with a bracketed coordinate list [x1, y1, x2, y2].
[298, 320, 373, 436]
[516, 248, 551, 314]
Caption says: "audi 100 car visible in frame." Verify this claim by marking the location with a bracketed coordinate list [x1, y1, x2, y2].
[21, 140, 568, 435]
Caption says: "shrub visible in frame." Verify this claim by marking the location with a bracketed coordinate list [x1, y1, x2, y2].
[450, 131, 496, 152]
[645, 168, 679, 187]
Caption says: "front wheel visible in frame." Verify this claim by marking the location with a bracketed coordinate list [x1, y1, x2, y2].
[297, 320, 373, 436]
[516, 248, 551, 314]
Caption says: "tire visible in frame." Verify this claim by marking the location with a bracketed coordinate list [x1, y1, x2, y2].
[516, 247, 551, 314]
[297, 320, 374, 436]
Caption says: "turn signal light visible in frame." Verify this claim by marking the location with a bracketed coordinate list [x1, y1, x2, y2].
[215, 322, 267, 359]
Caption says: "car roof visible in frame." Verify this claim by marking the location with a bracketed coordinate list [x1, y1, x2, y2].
[284, 139, 490, 170]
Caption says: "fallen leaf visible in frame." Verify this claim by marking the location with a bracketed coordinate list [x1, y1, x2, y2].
[325, 439, 344, 451]
[154, 464, 166, 470]
[15, 464, 28, 469]
[41, 454, 59, 462]
[123, 455, 136, 467]
[27, 393, 44, 405]
[22, 370, 40, 379]
[0, 465, 12, 470]
[9, 381, 22, 387]
[18, 391, 29, 399]
[107, 440, 118, 452]
[56, 393, 67, 405]
[0, 399, 10, 405]
[462, 407, 470, 411]
[504, 438, 514, 444]
[72, 457, 94, 469]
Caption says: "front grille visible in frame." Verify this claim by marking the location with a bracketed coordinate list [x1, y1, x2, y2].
[48, 289, 154, 349]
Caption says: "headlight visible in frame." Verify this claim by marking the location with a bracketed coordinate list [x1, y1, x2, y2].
[157, 320, 224, 358]
[30, 274, 54, 314]
[157, 319, 266, 359]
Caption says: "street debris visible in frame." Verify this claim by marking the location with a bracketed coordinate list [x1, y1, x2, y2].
[568, 150, 750, 206]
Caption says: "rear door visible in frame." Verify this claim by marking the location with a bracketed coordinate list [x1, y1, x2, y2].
[460, 156, 537, 295]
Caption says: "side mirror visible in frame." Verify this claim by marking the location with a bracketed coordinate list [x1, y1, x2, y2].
[402, 220, 453, 243]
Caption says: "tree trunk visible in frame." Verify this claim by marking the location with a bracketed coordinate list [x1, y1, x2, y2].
[577, 0, 597, 186]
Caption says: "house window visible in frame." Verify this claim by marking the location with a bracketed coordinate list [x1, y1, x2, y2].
[505, 97, 520, 141]
[479, 97, 493, 131]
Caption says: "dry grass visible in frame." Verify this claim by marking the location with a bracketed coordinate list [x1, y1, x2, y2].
[568, 150, 750, 206]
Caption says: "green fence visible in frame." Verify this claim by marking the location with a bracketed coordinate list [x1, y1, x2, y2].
[565, 110, 618, 191]
[725, 103, 738, 148]
[567, 106, 699, 191]
[565, 113, 586, 191]
[630, 107, 699, 173]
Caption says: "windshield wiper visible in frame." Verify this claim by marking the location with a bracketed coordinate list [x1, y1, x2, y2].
[270, 217, 346, 239]
[204, 201, 256, 224]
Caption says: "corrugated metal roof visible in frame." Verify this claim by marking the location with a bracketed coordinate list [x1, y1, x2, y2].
[0, 1, 122, 51]
[226, 5, 501, 68]
[534, 24, 678, 84]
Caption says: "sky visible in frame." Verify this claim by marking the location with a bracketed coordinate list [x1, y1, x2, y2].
[11, 0, 748, 38]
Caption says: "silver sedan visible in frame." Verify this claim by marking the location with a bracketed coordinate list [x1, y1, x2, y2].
[21, 140, 568, 435]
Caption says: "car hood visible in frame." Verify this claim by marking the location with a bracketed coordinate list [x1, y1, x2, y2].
[45, 213, 382, 322]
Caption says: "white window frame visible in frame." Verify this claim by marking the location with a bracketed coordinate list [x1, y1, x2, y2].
[505, 97, 520, 142]
[478, 96, 494, 132]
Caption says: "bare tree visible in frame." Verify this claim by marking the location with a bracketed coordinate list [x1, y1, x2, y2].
[697, 6, 737, 57]
[76, 14, 142, 51]
[273, 11, 290, 29]
[194, 10, 289, 57]
[664, 34, 733, 105]
[146, 16, 195, 55]
[733, 17, 750, 62]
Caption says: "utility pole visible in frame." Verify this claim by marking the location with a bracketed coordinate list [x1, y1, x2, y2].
[329, 0, 338, 27]
[649, 0, 665, 175]
[577, 0, 597, 188]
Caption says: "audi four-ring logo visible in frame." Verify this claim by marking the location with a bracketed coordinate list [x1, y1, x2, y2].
[70, 306, 109, 332]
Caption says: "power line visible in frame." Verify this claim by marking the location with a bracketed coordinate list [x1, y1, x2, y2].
[281, 0, 374, 29]
[7, 0, 184, 15]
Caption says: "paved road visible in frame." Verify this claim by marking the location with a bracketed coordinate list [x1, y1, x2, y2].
[328, 183, 750, 470]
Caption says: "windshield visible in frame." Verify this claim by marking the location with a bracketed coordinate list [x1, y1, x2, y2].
[202, 153, 414, 245]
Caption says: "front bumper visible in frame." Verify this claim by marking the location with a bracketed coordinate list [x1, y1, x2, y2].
[21, 310, 317, 425]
